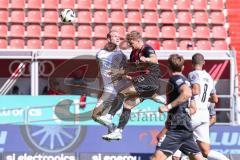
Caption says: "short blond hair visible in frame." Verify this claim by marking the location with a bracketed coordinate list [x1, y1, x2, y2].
[126, 31, 142, 42]
[107, 30, 118, 39]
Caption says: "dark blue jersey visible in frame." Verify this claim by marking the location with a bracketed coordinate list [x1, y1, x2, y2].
[166, 74, 193, 131]
[130, 44, 160, 79]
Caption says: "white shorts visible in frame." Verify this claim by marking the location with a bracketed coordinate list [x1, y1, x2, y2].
[172, 149, 182, 158]
[192, 121, 210, 144]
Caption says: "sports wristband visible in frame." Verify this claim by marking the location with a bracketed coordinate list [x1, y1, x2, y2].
[167, 104, 173, 110]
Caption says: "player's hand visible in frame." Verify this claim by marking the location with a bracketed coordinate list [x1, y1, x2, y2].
[158, 105, 169, 113]
[123, 75, 132, 80]
[157, 131, 165, 141]
[140, 56, 147, 62]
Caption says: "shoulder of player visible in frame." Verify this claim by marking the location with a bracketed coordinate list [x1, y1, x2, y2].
[96, 49, 106, 55]
[171, 75, 188, 84]
[143, 45, 155, 54]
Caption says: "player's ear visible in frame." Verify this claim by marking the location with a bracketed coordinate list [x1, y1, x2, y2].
[203, 60, 205, 65]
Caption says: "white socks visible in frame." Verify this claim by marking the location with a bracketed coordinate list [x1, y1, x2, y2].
[207, 150, 229, 160]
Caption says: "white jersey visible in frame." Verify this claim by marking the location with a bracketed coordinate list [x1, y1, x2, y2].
[96, 48, 128, 94]
[188, 70, 216, 122]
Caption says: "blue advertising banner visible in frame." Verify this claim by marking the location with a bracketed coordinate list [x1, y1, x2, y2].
[0, 125, 240, 155]
[0, 96, 239, 159]
[0, 96, 165, 126]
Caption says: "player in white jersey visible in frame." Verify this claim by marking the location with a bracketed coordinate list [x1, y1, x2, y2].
[172, 53, 229, 160]
[92, 30, 130, 133]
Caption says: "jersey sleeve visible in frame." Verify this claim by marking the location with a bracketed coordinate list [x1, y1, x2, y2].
[211, 81, 216, 94]
[208, 103, 216, 116]
[172, 76, 190, 93]
[188, 71, 201, 85]
[142, 45, 155, 57]
[96, 50, 103, 61]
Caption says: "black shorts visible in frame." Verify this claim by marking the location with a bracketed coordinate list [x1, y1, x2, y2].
[132, 74, 158, 98]
[156, 129, 201, 156]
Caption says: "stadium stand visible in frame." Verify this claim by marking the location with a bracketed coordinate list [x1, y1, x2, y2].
[27, 39, 42, 49]
[0, 0, 231, 50]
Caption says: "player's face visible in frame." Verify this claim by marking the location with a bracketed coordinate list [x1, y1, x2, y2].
[109, 32, 120, 46]
[128, 39, 140, 49]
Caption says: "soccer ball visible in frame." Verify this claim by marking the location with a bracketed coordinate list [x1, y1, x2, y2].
[60, 9, 76, 23]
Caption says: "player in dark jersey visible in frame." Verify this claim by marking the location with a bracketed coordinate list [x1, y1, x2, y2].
[151, 54, 203, 160]
[102, 31, 163, 140]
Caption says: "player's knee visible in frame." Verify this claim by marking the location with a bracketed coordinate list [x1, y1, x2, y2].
[91, 108, 100, 121]
[202, 150, 209, 158]
[199, 145, 210, 157]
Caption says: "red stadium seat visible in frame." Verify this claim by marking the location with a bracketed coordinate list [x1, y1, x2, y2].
[43, 25, 59, 38]
[0, 25, 7, 37]
[11, 0, 25, 9]
[127, 11, 142, 24]
[209, 0, 224, 10]
[196, 40, 211, 50]
[60, 0, 75, 9]
[146, 40, 160, 50]
[26, 25, 41, 38]
[111, 11, 125, 24]
[161, 26, 176, 39]
[27, 39, 42, 49]
[159, 0, 174, 10]
[144, 25, 160, 38]
[93, 0, 108, 10]
[10, 10, 25, 23]
[160, 11, 175, 24]
[95, 39, 108, 49]
[176, 0, 191, 10]
[210, 12, 225, 25]
[0, 0, 9, 9]
[194, 11, 208, 25]
[143, 0, 158, 10]
[44, 11, 59, 23]
[27, 10, 42, 23]
[0, 39, 7, 48]
[177, 12, 192, 24]
[127, 0, 141, 10]
[94, 11, 108, 23]
[162, 40, 177, 50]
[94, 25, 109, 38]
[213, 40, 228, 50]
[61, 25, 75, 38]
[178, 26, 193, 39]
[212, 26, 227, 39]
[0, 10, 8, 23]
[61, 39, 75, 49]
[111, 25, 126, 38]
[78, 39, 92, 49]
[10, 39, 25, 49]
[44, 0, 59, 9]
[77, 11, 92, 24]
[110, 0, 125, 10]
[43, 39, 58, 49]
[27, 0, 42, 9]
[192, 0, 207, 10]
[143, 11, 159, 24]
[9, 25, 25, 37]
[179, 40, 194, 50]
[77, 25, 92, 38]
[128, 25, 143, 33]
[76, 0, 91, 10]
[195, 26, 210, 39]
